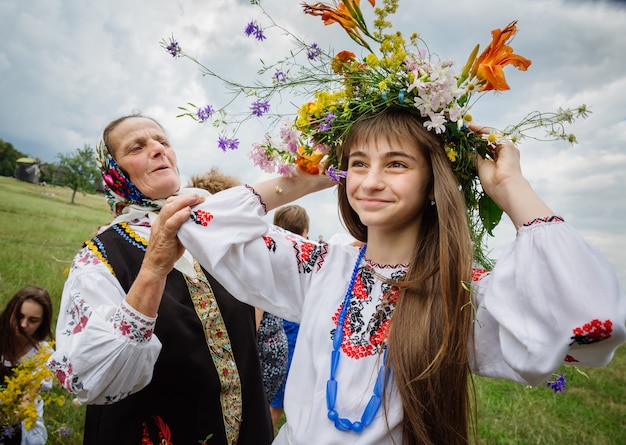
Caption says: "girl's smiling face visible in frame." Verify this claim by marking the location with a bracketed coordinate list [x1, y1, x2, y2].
[346, 135, 432, 237]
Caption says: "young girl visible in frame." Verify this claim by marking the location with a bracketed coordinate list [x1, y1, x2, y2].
[166, 108, 626, 444]
[0, 286, 54, 445]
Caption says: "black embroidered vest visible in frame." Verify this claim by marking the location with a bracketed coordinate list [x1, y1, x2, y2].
[82, 224, 273, 445]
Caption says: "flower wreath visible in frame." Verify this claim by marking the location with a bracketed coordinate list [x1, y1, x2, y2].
[162, 0, 588, 266]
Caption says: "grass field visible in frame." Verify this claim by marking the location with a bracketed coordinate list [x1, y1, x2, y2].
[0, 176, 112, 444]
[0, 175, 624, 444]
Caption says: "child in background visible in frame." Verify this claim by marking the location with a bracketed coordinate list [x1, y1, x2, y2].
[268, 205, 310, 432]
[0, 286, 53, 445]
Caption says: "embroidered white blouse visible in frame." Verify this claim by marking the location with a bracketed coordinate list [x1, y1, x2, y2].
[174, 185, 626, 445]
[48, 221, 161, 404]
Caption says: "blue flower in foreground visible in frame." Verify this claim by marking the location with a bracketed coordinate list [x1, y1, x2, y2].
[546, 372, 567, 393]
[307, 42, 321, 60]
[165, 38, 181, 57]
[244, 21, 266, 41]
[218, 136, 239, 151]
[251, 100, 270, 117]
[196, 105, 215, 122]
[326, 165, 347, 182]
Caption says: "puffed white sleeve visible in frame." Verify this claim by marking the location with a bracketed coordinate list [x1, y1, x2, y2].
[469, 218, 626, 386]
[47, 246, 161, 405]
[178, 185, 323, 322]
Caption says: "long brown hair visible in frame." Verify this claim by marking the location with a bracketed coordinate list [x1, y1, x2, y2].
[0, 286, 54, 366]
[337, 109, 476, 444]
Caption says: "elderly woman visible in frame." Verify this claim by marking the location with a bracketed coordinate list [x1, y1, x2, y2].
[47, 114, 274, 445]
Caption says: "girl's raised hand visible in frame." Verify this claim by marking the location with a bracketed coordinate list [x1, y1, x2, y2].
[469, 124, 554, 228]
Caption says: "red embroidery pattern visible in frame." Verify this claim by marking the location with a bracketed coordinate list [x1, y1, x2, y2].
[191, 209, 214, 226]
[294, 239, 327, 273]
[141, 416, 173, 445]
[244, 184, 267, 213]
[140, 415, 213, 444]
[522, 215, 565, 227]
[111, 303, 154, 343]
[564, 354, 579, 363]
[570, 319, 613, 345]
[386, 286, 401, 305]
[471, 268, 489, 282]
[47, 359, 73, 391]
[331, 267, 405, 360]
[263, 235, 277, 252]
[353, 273, 369, 301]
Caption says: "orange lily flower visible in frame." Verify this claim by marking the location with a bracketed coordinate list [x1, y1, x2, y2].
[295, 145, 325, 175]
[331, 50, 357, 73]
[470, 21, 532, 91]
[302, 1, 376, 50]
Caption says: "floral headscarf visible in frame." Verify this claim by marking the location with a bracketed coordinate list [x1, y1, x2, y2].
[95, 137, 165, 216]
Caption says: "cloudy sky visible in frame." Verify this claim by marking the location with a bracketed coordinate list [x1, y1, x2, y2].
[1, 0, 625, 287]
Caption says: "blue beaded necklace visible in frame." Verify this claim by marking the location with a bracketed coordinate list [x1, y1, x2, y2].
[326, 244, 391, 433]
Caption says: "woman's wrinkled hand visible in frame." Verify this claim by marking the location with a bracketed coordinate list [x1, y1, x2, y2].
[143, 194, 205, 277]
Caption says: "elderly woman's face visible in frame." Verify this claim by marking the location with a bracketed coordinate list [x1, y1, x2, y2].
[108, 117, 180, 199]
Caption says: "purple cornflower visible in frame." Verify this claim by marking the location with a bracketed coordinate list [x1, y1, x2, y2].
[244, 21, 266, 41]
[250, 100, 270, 117]
[307, 43, 321, 60]
[165, 38, 181, 57]
[318, 112, 336, 131]
[196, 105, 215, 122]
[274, 70, 288, 85]
[59, 427, 71, 436]
[546, 373, 567, 393]
[326, 165, 347, 182]
[2, 425, 17, 440]
[217, 136, 239, 151]
[244, 21, 256, 36]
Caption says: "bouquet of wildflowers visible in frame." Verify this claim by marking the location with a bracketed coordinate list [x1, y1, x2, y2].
[161, 0, 588, 266]
[0, 345, 63, 441]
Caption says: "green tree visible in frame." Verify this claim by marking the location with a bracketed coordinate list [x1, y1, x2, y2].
[39, 162, 57, 185]
[0, 138, 28, 177]
[57, 144, 100, 204]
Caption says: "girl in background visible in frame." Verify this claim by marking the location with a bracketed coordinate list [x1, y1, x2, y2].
[0, 285, 53, 445]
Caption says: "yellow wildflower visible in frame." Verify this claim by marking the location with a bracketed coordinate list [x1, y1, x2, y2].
[445, 146, 458, 162]
[0, 345, 58, 432]
[365, 53, 380, 68]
